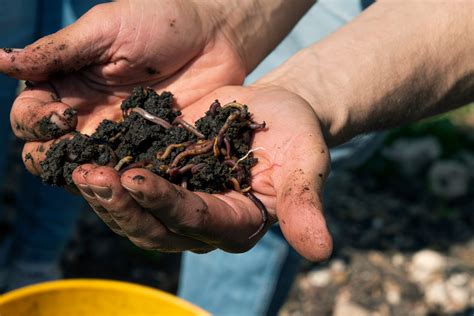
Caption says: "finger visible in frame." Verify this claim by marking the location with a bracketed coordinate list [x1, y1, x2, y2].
[81, 166, 214, 252]
[11, 82, 77, 140]
[0, 3, 114, 81]
[120, 168, 269, 253]
[274, 130, 333, 262]
[22, 135, 73, 176]
[72, 164, 125, 236]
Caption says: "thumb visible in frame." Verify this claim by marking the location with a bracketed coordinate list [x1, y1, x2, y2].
[0, 3, 116, 81]
[275, 132, 333, 262]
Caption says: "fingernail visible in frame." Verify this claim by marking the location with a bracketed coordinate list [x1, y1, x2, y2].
[123, 185, 144, 201]
[89, 185, 113, 201]
[63, 108, 77, 126]
[77, 184, 96, 199]
[49, 113, 70, 130]
[36, 115, 66, 139]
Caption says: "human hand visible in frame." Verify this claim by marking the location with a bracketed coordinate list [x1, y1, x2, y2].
[72, 85, 333, 261]
[1, 0, 246, 174]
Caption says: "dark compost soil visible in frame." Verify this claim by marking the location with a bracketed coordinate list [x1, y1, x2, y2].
[40, 87, 265, 194]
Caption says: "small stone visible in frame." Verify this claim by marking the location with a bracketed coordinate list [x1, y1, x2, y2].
[425, 281, 448, 308]
[447, 273, 469, 287]
[428, 160, 470, 199]
[330, 259, 346, 273]
[297, 275, 312, 292]
[333, 290, 370, 316]
[444, 273, 471, 312]
[409, 249, 446, 285]
[307, 269, 331, 288]
[384, 280, 401, 305]
[330, 259, 348, 284]
[391, 253, 405, 267]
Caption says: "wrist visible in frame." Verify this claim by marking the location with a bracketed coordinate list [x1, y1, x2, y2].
[196, 0, 315, 74]
[256, 47, 351, 146]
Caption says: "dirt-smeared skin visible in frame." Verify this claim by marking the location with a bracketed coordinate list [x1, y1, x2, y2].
[37, 117, 63, 138]
[41, 87, 262, 194]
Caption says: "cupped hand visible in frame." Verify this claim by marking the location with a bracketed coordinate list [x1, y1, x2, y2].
[0, 0, 246, 174]
[72, 85, 333, 261]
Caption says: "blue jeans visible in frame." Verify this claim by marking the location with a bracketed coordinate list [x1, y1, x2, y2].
[0, 0, 105, 283]
[178, 1, 380, 315]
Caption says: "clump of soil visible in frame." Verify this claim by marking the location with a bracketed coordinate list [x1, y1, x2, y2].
[40, 87, 265, 195]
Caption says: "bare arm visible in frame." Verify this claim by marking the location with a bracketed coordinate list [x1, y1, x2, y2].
[259, 0, 474, 145]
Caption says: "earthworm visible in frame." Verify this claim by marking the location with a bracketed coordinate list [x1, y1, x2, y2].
[245, 191, 268, 239]
[228, 177, 241, 191]
[224, 159, 237, 168]
[114, 156, 134, 171]
[131, 107, 172, 129]
[223, 137, 232, 159]
[222, 101, 247, 119]
[213, 137, 220, 157]
[224, 159, 242, 174]
[209, 100, 221, 115]
[108, 131, 124, 143]
[170, 140, 213, 168]
[248, 121, 266, 130]
[173, 117, 205, 139]
[191, 163, 207, 174]
[158, 142, 192, 160]
[240, 186, 252, 193]
[216, 111, 240, 148]
[169, 164, 195, 176]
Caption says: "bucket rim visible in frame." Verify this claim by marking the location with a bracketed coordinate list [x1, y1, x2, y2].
[0, 278, 210, 316]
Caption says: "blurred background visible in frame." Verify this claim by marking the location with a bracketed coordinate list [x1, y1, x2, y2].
[1, 100, 472, 315]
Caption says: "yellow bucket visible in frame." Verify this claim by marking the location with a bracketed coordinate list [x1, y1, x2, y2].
[0, 279, 210, 316]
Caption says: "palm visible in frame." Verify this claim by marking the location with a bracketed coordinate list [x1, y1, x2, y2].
[184, 85, 330, 215]
[55, 2, 245, 135]
[163, 85, 332, 257]
[6, 0, 244, 142]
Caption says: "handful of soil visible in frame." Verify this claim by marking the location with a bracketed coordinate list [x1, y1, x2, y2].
[40, 87, 266, 195]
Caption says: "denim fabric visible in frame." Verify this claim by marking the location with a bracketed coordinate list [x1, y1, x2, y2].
[0, 0, 105, 287]
[180, 226, 300, 316]
[179, 1, 378, 315]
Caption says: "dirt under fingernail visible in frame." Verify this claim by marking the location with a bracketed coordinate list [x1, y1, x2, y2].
[37, 115, 63, 138]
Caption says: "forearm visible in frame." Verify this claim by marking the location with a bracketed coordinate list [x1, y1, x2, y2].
[199, 0, 316, 73]
[258, 0, 474, 145]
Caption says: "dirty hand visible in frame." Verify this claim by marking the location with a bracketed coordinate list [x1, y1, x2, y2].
[71, 85, 333, 261]
[1, 0, 246, 175]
